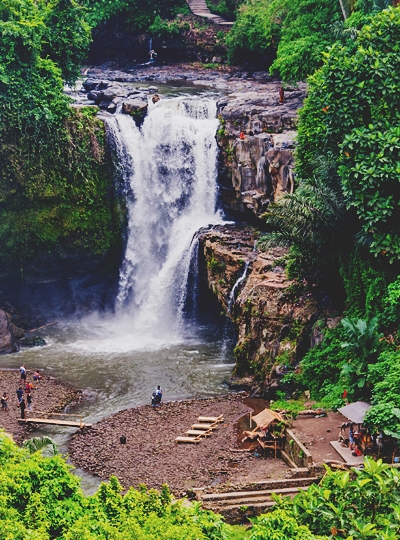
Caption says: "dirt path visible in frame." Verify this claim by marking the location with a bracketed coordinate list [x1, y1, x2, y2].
[0, 368, 81, 443]
[291, 412, 344, 464]
[69, 394, 289, 496]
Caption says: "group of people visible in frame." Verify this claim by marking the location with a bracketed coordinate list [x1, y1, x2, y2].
[1, 364, 43, 419]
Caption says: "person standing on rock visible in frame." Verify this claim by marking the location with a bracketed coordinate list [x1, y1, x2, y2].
[20, 364, 27, 385]
[16, 386, 24, 403]
[19, 397, 26, 419]
[1, 392, 8, 411]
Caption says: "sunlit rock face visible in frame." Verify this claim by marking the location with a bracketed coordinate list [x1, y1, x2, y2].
[216, 84, 306, 219]
[198, 225, 317, 394]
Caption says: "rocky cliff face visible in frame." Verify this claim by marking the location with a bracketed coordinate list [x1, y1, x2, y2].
[217, 83, 306, 219]
[198, 225, 317, 394]
[0, 310, 19, 354]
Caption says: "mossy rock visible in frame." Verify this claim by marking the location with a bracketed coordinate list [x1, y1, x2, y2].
[19, 335, 46, 348]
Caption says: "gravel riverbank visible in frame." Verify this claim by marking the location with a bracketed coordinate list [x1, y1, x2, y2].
[69, 394, 288, 495]
[0, 368, 81, 443]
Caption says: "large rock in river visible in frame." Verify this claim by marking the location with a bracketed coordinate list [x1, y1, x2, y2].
[122, 99, 148, 122]
[0, 310, 18, 354]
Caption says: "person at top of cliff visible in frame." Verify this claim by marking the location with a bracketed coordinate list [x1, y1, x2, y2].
[279, 86, 285, 104]
[239, 131, 245, 140]
[149, 49, 157, 62]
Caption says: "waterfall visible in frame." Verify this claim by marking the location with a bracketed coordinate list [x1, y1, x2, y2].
[226, 261, 251, 316]
[106, 96, 222, 344]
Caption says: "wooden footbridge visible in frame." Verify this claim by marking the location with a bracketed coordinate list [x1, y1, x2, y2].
[19, 411, 91, 429]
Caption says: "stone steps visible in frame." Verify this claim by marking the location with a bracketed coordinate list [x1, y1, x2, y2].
[201, 484, 311, 503]
[188, 0, 234, 27]
[197, 476, 319, 523]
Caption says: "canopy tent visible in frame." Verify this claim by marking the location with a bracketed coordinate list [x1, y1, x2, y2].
[338, 401, 371, 425]
[252, 408, 284, 429]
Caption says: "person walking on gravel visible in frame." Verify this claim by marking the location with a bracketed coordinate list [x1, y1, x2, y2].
[20, 364, 27, 384]
[1, 392, 8, 411]
[16, 387, 24, 403]
[27, 392, 33, 412]
[19, 397, 26, 419]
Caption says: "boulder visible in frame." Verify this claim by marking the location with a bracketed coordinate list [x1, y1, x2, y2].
[19, 335, 46, 348]
[122, 99, 148, 119]
[198, 225, 318, 393]
[83, 78, 99, 91]
[0, 310, 18, 354]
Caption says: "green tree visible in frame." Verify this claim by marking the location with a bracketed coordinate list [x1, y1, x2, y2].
[340, 317, 381, 393]
[42, 0, 91, 85]
[0, 431, 234, 539]
[297, 7, 400, 260]
[253, 459, 400, 539]
[258, 158, 352, 286]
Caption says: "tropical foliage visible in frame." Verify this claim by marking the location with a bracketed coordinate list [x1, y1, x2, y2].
[226, 0, 341, 78]
[251, 458, 400, 539]
[0, 0, 122, 286]
[0, 431, 233, 539]
[81, 0, 188, 34]
[297, 7, 400, 261]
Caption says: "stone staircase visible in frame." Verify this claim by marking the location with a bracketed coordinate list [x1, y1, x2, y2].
[188, 0, 234, 27]
[196, 476, 319, 523]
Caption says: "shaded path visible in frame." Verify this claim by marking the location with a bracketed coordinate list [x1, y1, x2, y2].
[188, 0, 234, 27]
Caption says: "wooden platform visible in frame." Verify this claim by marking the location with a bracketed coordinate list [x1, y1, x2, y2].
[175, 414, 224, 443]
[20, 418, 92, 428]
[330, 440, 364, 466]
[186, 430, 212, 437]
[176, 436, 201, 444]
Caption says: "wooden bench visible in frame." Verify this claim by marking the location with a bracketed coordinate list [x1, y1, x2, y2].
[175, 436, 201, 444]
[191, 423, 218, 431]
[198, 415, 224, 423]
[186, 429, 212, 437]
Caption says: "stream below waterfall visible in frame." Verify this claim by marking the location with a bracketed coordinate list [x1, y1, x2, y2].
[1, 91, 238, 492]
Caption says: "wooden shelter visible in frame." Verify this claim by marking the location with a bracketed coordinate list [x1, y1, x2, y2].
[242, 408, 286, 457]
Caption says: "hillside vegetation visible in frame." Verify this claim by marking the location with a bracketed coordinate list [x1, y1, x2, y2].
[259, 6, 400, 435]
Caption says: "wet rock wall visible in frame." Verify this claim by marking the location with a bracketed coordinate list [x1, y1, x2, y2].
[198, 226, 317, 395]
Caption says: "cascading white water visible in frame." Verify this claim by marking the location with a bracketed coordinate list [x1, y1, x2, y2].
[106, 96, 222, 344]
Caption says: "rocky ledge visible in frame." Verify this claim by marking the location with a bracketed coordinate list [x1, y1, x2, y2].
[198, 225, 317, 395]
[73, 65, 306, 219]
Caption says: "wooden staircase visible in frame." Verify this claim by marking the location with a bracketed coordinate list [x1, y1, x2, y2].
[196, 476, 319, 523]
[188, 0, 234, 27]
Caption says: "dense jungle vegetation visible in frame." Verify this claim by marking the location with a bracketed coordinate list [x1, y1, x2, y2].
[259, 6, 400, 438]
[2, 432, 400, 539]
[0, 0, 123, 288]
